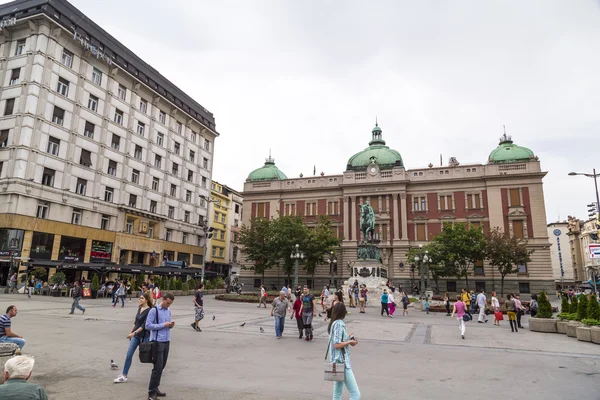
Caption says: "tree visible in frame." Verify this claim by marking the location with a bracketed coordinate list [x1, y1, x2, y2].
[561, 295, 570, 314]
[536, 291, 552, 318]
[270, 215, 310, 284]
[570, 295, 578, 315]
[32, 267, 47, 281]
[577, 294, 588, 321]
[302, 216, 341, 280]
[484, 227, 533, 296]
[587, 294, 600, 321]
[405, 244, 452, 294]
[239, 217, 279, 283]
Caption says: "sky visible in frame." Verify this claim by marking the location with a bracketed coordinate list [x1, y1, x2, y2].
[10, 0, 600, 222]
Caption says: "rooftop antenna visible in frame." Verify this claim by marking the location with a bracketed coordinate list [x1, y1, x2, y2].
[375, 116, 378, 126]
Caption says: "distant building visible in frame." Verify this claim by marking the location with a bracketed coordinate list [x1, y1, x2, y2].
[566, 216, 600, 287]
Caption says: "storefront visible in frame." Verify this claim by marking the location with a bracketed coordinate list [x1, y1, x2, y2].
[30, 232, 54, 261]
[58, 236, 86, 262]
[0, 229, 24, 286]
[90, 241, 113, 263]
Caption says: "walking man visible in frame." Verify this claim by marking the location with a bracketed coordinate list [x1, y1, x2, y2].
[69, 281, 86, 315]
[258, 284, 267, 308]
[270, 291, 290, 338]
[0, 305, 25, 351]
[145, 293, 175, 400]
[476, 289, 488, 323]
[191, 283, 204, 332]
[299, 286, 316, 341]
[461, 288, 472, 320]
[9, 273, 17, 293]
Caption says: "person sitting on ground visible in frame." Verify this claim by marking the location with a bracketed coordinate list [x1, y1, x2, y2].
[0, 356, 48, 399]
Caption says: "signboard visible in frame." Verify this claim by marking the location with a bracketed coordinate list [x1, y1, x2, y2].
[90, 241, 113, 262]
[73, 31, 113, 66]
[589, 244, 600, 259]
[554, 229, 564, 277]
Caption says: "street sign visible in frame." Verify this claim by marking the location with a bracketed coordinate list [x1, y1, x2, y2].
[589, 243, 600, 259]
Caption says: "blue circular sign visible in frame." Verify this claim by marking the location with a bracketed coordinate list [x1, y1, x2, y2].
[553, 229, 561, 237]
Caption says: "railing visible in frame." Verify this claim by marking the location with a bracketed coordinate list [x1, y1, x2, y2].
[355, 173, 367, 180]
[498, 163, 527, 171]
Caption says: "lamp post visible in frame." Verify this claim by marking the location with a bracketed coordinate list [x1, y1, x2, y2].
[327, 251, 337, 288]
[290, 244, 304, 289]
[199, 196, 219, 283]
[413, 244, 432, 300]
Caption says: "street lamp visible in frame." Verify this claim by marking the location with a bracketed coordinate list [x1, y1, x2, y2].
[413, 244, 432, 300]
[290, 244, 304, 289]
[199, 196, 220, 283]
[327, 251, 337, 288]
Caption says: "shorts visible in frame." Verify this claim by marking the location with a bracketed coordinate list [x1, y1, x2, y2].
[507, 311, 516, 321]
[359, 297, 365, 303]
[195, 306, 204, 321]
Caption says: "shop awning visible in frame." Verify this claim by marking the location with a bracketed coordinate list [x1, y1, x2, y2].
[22, 261, 213, 277]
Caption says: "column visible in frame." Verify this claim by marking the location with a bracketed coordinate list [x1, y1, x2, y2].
[400, 194, 408, 240]
[393, 194, 400, 240]
[343, 197, 350, 240]
[350, 197, 357, 241]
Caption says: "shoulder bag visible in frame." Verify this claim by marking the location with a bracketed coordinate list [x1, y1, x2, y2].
[139, 307, 158, 364]
[324, 325, 346, 382]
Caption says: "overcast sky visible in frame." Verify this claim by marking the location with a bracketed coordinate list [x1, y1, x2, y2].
[15, 0, 600, 222]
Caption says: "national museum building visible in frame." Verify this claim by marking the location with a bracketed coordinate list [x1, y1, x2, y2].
[0, 0, 218, 283]
[240, 123, 553, 295]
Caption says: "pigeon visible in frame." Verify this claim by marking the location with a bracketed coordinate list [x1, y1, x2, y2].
[110, 360, 118, 370]
[260, 327, 264, 333]
[240, 322, 246, 327]
[212, 315, 215, 321]
[319, 313, 323, 317]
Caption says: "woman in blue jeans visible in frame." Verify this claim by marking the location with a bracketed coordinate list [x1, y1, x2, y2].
[113, 291, 154, 383]
[328, 302, 360, 399]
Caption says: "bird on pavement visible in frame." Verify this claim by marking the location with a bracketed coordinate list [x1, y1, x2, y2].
[260, 327, 264, 333]
[110, 360, 118, 370]
[240, 322, 246, 327]
[319, 313, 323, 317]
[212, 315, 215, 321]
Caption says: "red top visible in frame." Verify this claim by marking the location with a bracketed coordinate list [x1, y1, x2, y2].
[292, 298, 302, 319]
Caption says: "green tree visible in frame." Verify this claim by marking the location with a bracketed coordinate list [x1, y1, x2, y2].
[570, 295, 578, 314]
[587, 294, 600, 321]
[32, 267, 47, 281]
[484, 227, 533, 296]
[239, 217, 279, 283]
[135, 274, 145, 291]
[91, 275, 100, 292]
[577, 294, 588, 321]
[561, 295, 570, 314]
[271, 215, 309, 283]
[536, 291, 553, 318]
[302, 216, 341, 280]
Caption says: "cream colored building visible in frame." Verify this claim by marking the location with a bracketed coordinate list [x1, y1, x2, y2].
[567, 217, 600, 286]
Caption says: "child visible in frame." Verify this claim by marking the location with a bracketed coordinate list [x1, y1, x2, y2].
[424, 299, 430, 314]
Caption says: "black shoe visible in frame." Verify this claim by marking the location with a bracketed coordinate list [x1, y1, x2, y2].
[148, 394, 157, 400]
[299, 335, 303, 339]
[156, 389, 166, 397]
[461, 335, 465, 339]
[191, 323, 196, 330]
[69, 312, 74, 314]
[518, 326, 524, 329]
[196, 327, 202, 332]
[478, 321, 483, 323]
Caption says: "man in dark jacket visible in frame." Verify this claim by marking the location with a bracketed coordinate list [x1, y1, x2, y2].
[69, 281, 85, 315]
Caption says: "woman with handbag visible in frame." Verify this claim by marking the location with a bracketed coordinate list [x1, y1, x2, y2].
[113, 291, 154, 383]
[450, 295, 467, 339]
[326, 302, 360, 399]
[491, 291, 502, 326]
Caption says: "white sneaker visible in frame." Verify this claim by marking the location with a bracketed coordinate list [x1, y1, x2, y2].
[113, 375, 127, 383]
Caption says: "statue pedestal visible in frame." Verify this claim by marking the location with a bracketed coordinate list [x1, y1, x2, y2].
[344, 260, 388, 308]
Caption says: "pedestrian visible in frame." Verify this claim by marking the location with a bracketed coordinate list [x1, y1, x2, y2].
[69, 281, 86, 315]
[0, 356, 48, 399]
[0, 305, 25, 351]
[9, 273, 17, 293]
[423, 298, 430, 314]
[299, 285, 316, 341]
[292, 294, 305, 339]
[145, 292, 175, 400]
[443, 292, 451, 316]
[476, 289, 488, 323]
[27, 276, 35, 298]
[320, 288, 326, 312]
[388, 290, 396, 317]
[114, 292, 154, 383]
[191, 283, 204, 332]
[514, 294, 525, 329]
[358, 285, 367, 314]
[451, 295, 467, 339]
[491, 291, 502, 326]
[112, 280, 119, 304]
[402, 292, 409, 316]
[271, 291, 290, 339]
[470, 290, 477, 314]
[113, 280, 126, 308]
[147, 279, 154, 292]
[347, 286, 355, 308]
[352, 284, 359, 307]
[257, 284, 267, 308]
[326, 291, 343, 321]
[461, 288, 472, 320]
[380, 289, 389, 316]
[505, 294, 518, 333]
[529, 294, 539, 318]
[327, 302, 360, 400]
[126, 281, 132, 302]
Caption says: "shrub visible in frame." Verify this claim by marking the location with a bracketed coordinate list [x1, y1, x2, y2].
[91, 275, 100, 291]
[50, 271, 66, 286]
[561, 296, 569, 314]
[570, 295, 578, 314]
[581, 318, 600, 326]
[536, 291, 553, 318]
[577, 294, 589, 321]
[135, 274, 145, 291]
[32, 267, 47, 281]
[588, 294, 600, 321]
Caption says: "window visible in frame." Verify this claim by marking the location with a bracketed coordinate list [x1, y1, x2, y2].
[114, 109, 123, 125]
[71, 209, 82, 225]
[201, 176, 207, 188]
[117, 84, 126, 100]
[131, 169, 139, 184]
[159, 110, 166, 124]
[256, 203, 266, 218]
[253, 279, 261, 288]
[107, 160, 117, 176]
[413, 196, 426, 211]
[509, 188, 521, 206]
[212, 247, 217, 257]
[203, 158, 208, 169]
[101, 215, 110, 230]
[165, 229, 172, 241]
[149, 200, 157, 213]
[439, 195, 453, 211]
[168, 206, 175, 219]
[235, 204, 240, 214]
[111, 134, 120, 150]
[467, 193, 481, 209]
[36, 202, 49, 219]
[148, 224, 155, 238]
[92, 67, 102, 85]
[219, 230, 225, 240]
[518, 264, 527, 274]
[139, 98, 148, 113]
[189, 150, 195, 162]
[0, 130, 8, 147]
[221, 213, 226, 223]
[327, 201, 339, 215]
[475, 281, 486, 293]
[513, 220, 524, 239]
[176, 122, 182, 134]
[5, 98, 15, 115]
[519, 282, 530, 293]
[75, 178, 87, 195]
[41, 168, 55, 187]
[126, 219, 134, 234]
[154, 155, 162, 168]
[174, 141, 180, 155]
[128, 194, 137, 207]
[83, 121, 95, 139]
[182, 233, 188, 244]
[15, 39, 25, 55]
[170, 184, 176, 196]
[205, 140, 211, 152]
[80, 149, 92, 167]
[54, 78, 70, 97]
[214, 211, 219, 222]
[52, 106, 65, 125]
[136, 121, 145, 136]
[191, 131, 197, 143]
[306, 202, 317, 216]
[156, 133, 164, 146]
[134, 145, 142, 160]
[446, 281, 457, 292]
[184, 211, 190, 223]
[416, 224, 426, 241]
[187, 170, 193, 182]
[9, 68, 20, 85]
[88, 95, 98, 112]
[104, 187, 114, 202]
[152, 177, 159, 191]
[61, 49, 73, 68]
[474, 260, 484, 276]
[219, 247, 224, 257]
[200, 198, 206, 208]
[46, 136, 60, 155]
[172, 162, 179, 175]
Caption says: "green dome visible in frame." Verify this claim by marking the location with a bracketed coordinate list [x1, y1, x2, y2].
[346, 123, 404, 170]
[247, 156, 288, 181]
[488, 134, 535, 163]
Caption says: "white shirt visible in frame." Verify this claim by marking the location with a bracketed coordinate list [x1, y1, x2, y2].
[476, 292, 487, 307]
[324, 289, 329, 297]
[388, 293, 395, 304]
[491, 296, 500, 308]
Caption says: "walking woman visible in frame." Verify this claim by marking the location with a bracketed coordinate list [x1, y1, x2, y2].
[491, 291, 502, 326]
[327, 302, 360, 400]
[113, 291, 154, 383]
[443, 292, 451, 316]
[505, 294, 518, 332]
[380, 290, 390, 316]
[451, 295, 467, 339]
[292, 294, 305, 338]
[401, 292, 409, 316]
[388, 290, 396, 317]
[258, 284, 267, 308]
[27, 276, 35, 298]
[529, 294, 539, 318]
[358, 285, 367, 314]
[112, 280, 126, 308]
[514, 294, 525, 329]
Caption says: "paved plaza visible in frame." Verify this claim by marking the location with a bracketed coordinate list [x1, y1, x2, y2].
[0, 293, 598, 399]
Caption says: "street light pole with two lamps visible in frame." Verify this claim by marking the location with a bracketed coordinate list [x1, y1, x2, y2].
[199, 195, 220, 283]
[413, 244, 432, 300]
[290, 244, 304, 289]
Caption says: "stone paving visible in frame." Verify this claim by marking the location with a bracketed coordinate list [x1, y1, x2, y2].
[0, 293, 598, 399]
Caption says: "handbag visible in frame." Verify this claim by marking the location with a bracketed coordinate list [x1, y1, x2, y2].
[139, 307, 158, 364]
[494, 311, 504, 321]
[462, 314, 470, 322]
[324, 330, 346, 382]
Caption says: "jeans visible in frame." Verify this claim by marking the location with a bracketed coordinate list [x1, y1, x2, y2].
[332, 368, 361, 399]
[296, 317, 304, 337]
[71, 297, 85, 313]
[0, 335, 25, 349]
[274, 315, 285, 337]
[27, 287, 33, 298]
[302, 312, 314, 337]
[148, 341, 170, 394]
[122, 336, 148, 376]
[113, 295, 124, 307]
[380, 302, 389, 316]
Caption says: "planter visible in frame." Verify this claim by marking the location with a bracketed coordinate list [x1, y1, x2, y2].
[556, 320, 568, 334]
[529, 317, 557, 333]
[576, 326, 592, 342]
[566, 321, 581, 337]
[591, 326, 600, 344]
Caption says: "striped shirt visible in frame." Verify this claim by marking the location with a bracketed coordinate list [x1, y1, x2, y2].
[0, 315, 11, 337]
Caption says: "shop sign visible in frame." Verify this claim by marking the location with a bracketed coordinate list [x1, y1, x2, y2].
[73, 31, 113, 66]
[90, 241, 113, 262]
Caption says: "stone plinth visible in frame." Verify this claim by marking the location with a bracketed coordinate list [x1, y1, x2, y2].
[556, 320, 568, 334]
[0, 343, 18, 383]
[566, 322, 581, 337]
[344, 260, 388, 307]
[576, 326, 592, 342]
[529, 317, 557, 333]
[591, 326, 600, 344]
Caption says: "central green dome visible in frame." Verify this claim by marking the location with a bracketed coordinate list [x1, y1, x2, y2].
[247, 156, 288, 182]
[346, 123, 403, 171]
[488, 134, 535, 163]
